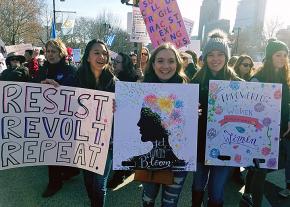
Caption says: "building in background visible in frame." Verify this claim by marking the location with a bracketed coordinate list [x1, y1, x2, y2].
[276, 26, 290, 48]
[198, 0, 221, 42]
[231, 0, 267, 60]
[202, 19, 230, 47]
[234, 0, 267, 30]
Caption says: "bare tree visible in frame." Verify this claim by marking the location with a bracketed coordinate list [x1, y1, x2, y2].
[0, 0, 45, 45]
[264, 17, 285, 39]
[60, 11, 134, 54]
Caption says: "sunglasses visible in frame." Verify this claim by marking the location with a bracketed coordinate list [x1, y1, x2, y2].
[241, 63, 253, 67]
[142, 53, 148, 56]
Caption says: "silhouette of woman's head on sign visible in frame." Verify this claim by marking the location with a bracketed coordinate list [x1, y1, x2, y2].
[138, 94, 185, 142]
[137, 107, 169, 142]
[122, 94, 186, 170]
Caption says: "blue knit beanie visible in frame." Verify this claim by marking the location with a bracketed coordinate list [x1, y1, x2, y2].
[203, 30, 230, 61]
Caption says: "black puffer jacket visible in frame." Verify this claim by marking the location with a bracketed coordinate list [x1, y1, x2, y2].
[0, 66, 30, 82]
[36, 58, 77, 87]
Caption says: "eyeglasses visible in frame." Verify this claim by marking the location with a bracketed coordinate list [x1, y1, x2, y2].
[241, 63, 253, 67]
[142, 53, 148, 56]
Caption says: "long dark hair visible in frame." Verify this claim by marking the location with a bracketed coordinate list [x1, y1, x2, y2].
[233, 55, 254, 80]
[77, 39, 114, 89]
[253, 54, 290, 85]
[115, 52, 138, 82]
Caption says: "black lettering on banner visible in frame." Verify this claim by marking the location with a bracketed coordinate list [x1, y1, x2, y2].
[59, 89, 75, 116]
[56, 142, 72, 163]
[1, 116, 21, 139]
[39, 140, 57, 162]
[1, 141, 21, 167]
[23, 141, 38, 163]
[75, 94, 91, 119]
[60, 118, 73, 141]
[94, 95, 109, 121]
[88, 145, 102, 168]
[24, 86, 42, 112]
[73, 143, 86, 166]
[42, 88, 58, 114]
[24, 117, 40, 138]
[92, 123, 105, 145]
[42, 117, 60, 138]
[3, 84, 22, 113]
[74, 120, 89, 142]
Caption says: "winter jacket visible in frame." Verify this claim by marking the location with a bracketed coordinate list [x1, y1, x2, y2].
[36, 58, 77, 87]
[251, 71, 290, 138]
[0, 65, 30, 82]
[192, 67, 242, 162]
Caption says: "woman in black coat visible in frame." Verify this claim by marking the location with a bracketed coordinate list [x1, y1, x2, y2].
[40, 39, 79, 198]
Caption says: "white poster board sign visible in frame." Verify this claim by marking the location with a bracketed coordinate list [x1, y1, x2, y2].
[114, 82, 199, 171]
[6, 44, 33, 55]
[205, 80, 282, 169]
[0, 82, 114, 175]
[130, 6, 150, 43]
[183, 17, 194, 37]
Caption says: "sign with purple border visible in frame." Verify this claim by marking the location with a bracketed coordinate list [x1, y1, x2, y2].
[205, 80, 282, 169]
[0, 81, 114, 175]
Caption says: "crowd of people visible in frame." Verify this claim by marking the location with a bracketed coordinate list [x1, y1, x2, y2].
[0, 29, 290, 207]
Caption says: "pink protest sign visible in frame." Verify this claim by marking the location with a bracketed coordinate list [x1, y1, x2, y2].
[139, 0, 190, 48]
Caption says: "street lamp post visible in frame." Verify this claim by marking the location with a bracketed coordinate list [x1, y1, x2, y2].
[53, 0, 65, 26]
[233, 27, 241, 55]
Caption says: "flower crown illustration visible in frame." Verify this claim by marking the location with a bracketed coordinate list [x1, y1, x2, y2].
[142, 94, 184, 131]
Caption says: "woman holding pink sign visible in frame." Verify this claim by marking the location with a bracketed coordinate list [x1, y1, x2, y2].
[191, 30, 241, 207]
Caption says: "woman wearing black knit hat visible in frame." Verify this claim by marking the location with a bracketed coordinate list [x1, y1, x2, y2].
[241, 38, 290, 206]
[191, 30, 242, 207]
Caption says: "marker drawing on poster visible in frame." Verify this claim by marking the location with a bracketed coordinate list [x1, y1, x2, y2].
[114, 82, 199, 171]
[205, 80, 282, 169]
[0, 81, 114, 175]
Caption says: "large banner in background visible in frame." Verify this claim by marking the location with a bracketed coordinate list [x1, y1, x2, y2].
[114, 82, 199, 171]
[139, 0, 190, 48]
[0, 82, 114, 175]
[205, 80, 282, 169]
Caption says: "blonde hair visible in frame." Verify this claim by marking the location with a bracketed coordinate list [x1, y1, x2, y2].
[45, 38, 68, 58]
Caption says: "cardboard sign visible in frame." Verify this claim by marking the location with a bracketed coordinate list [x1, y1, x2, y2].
[114, 82, 199, 171]
[0, 82, 114, 175]
[130, 6, 151, 43]
[139, 0, 190, 48]
[205, 80, 282, 169]
[6, 44, 33, 56]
